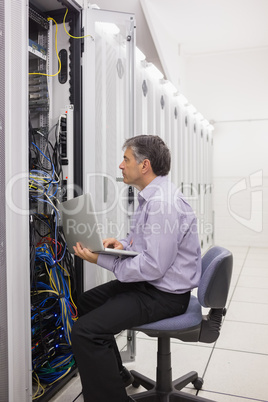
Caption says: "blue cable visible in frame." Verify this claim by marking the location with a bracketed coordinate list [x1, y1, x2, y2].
[31, 142, 55, 178]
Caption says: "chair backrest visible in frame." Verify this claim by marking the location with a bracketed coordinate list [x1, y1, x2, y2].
[198, 246, 233, 309]
[198, 246, 233, 343]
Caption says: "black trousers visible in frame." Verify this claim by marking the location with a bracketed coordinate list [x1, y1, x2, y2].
[71, 280, 190, 402]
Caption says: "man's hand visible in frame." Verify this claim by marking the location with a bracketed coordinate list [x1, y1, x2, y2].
[103, 238, 124, 250]
[73, 242, 99, 264]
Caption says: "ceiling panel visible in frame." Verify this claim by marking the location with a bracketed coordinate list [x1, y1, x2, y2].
[142, 0, 268, 54]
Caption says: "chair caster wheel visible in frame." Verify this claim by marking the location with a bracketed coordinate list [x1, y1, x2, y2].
[131, 380, 140, 389]
[192, 377, 203, 390]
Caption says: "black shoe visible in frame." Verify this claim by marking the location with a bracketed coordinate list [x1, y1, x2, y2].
[120, 366, 134, 387]
[128, 397, 135, 402]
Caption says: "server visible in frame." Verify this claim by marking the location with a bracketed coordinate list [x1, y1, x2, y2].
[28, 2, 83, 401]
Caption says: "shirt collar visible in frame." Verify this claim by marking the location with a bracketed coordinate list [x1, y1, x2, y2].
[138, 176, 168, 205]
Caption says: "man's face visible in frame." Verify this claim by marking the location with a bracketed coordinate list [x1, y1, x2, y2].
[119, 147, 143, 189]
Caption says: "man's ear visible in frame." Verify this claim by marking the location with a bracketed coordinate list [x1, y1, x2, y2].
[141, 158, 152, 174]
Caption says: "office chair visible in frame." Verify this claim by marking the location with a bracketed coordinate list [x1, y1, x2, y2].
[129, 246, 233, 402]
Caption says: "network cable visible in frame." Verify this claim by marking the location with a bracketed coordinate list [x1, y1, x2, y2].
[29, 113, 77, 399]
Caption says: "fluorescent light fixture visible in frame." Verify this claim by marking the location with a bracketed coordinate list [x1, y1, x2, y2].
[96, 22, 120, 35]
[136, 47, 146, 62]
[146, 63, 164, 80]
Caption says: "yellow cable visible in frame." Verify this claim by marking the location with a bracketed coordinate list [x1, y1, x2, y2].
[31, 290, 59, 296]
[29, 183, 38, 190]
[57, 262, 78, 314]
[68, 274, 78, 313]
[63, 8, 94, 40]
[45, 261, 57, 291]
[32, 372, 45, 399]
[58, 262, 69, 276]
[29, 17, 61, 77]
[48, 367, 71, 386]
[53, 355, 71, 367]
[29, 9, 93, 78]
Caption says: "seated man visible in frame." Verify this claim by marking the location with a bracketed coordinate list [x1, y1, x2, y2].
[72, 135, 202, 402]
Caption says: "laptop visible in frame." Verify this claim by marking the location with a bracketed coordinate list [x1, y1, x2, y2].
[58, 193, 139, 257]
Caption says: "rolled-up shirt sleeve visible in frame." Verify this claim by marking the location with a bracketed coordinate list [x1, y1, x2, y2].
[118, 238, 130, 250]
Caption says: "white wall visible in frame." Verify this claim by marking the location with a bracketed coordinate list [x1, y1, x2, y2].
[183, 48, 268, 247]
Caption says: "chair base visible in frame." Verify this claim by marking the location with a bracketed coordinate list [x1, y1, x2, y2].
[129, 370, 215, 402]
[128, 337, 216, 402]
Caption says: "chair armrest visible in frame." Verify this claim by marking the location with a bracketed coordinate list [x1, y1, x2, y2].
[199, 308, 226, 343]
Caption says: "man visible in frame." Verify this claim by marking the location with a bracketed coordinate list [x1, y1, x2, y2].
[72, 135, 201, 402]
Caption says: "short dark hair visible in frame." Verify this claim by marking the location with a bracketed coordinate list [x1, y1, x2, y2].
[123, 135, 171, 176]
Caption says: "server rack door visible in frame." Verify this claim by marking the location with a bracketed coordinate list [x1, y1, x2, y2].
[208, 128, 214, 246]
[191, 116, 198, 216]
[2, 1, 31, 401]
[199, 122, 206, 250]
[180, 105, 189, 197]
[0, 2, 8, 400]
[135, 58, 148, 136]
[204, 125, 210, 248]
[205, 127, 214, 249]
[194, 114, 202, 241]
[177, 98, 185, 194]
[83, 6, 135, 290]
[82, 6, 136, 362]
[169, 99, 180, 187]
[163, 85, 172, 149]
[154, 84, 164, 138]
[135, 61, 143, 135]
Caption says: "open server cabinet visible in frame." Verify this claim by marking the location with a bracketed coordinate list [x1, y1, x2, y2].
[0, 0, 136, 401]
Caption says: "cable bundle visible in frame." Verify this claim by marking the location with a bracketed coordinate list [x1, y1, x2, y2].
[33, 243, 77, 345]
[29, 119, 78, 399]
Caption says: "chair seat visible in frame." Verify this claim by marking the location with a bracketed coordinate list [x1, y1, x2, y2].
[132, 295, 202, 341]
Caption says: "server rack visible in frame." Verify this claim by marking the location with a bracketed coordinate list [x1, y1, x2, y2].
[0, 1, 83, 400]
[135, 57, 214, 253]
[27, 1, 83, 401]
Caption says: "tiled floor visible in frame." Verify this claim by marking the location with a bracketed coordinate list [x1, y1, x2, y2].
[49, 246, 268, 402]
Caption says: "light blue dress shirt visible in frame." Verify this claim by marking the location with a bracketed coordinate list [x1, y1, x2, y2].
[97, 175, 202, 294]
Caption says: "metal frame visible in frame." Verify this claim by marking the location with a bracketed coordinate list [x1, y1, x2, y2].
[4, 1, 31, 401]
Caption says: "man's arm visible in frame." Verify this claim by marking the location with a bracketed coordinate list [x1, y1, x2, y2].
[98, 200, 179, 282]
[73, 242, 99, 264]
